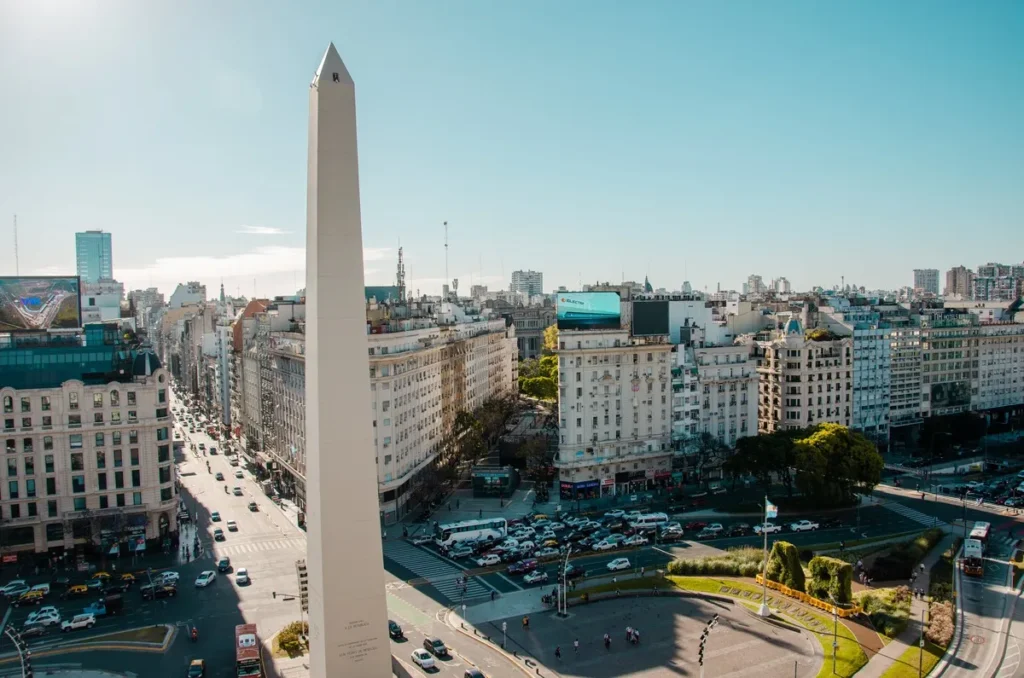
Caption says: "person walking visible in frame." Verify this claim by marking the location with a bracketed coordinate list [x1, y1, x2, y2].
[574, 638, 579, 655]
[626, 626, 633, 643]
[491, 590, 496, 602]
[555, 646, 561, 660]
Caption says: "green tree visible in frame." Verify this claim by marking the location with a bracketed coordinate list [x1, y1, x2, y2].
[542, 324, 558, 355]
[520, 377, 557, 400]
[691, 433, 730, 488]
[515, 435, 551, 475]
[793, 423, 882, 504]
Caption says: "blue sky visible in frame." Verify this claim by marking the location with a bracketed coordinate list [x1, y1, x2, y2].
[1, 1, 1022, 298]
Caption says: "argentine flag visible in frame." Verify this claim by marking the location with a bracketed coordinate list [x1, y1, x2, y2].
[765, 500, 778, 519]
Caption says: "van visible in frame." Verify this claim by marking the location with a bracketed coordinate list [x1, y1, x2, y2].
[30, 583, 50, 596]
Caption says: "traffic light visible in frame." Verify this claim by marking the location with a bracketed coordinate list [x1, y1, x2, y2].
[296, 559, 309, 613]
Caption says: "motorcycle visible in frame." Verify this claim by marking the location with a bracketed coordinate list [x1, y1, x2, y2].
[191, 627, 198, 642]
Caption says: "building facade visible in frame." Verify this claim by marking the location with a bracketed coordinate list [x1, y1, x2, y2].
[944, 266, 974, 298]
[75, 230, 113, 283]
[511, 270, 544, 298]
[555, 330, 673, 498]
[919, 313, 980, 419]
[509, 306, 556, 359]
[913, 269, 940, 297]
[976, 323, 1024, 412]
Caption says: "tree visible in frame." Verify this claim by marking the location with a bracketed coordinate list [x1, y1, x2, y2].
[515, 435, 552, 476]
[793, 423, 883, 505]
[542, 324, 558, 355]
[691, 433, 730, 488]
[519, 354, 558, 401]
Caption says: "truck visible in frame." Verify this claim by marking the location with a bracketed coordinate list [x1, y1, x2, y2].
[83, 593, 124, 617]
[963, 538, 984, 577]
[790, 520, 820, 532]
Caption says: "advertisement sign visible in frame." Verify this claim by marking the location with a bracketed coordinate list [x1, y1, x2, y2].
[0, 276, 82, 332]
[632, 300, 669, 336]
[930, 381, 971, 409]
[556, 292, 621, 330]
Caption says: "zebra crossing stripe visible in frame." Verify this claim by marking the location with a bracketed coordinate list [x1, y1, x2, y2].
[882, 502, 948, 527]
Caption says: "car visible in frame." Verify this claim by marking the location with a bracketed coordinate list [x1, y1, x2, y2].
[592, 540, 617, 552]
[534, 547, 560, 559]
[63, 584, 89, 599]
[423, 637, 449, 658]
[227, 520, 238, 532]
[604, 510, 625, 519]
[819, 518, 843, 529]
[754, 523, 782, 535]
[548, 522, 566, 531]
[187, 659, 206, 678]
[174, 432, 181, 440]
[409, 534, 433, 546]
[607, 558, 631, 572]
[411, 649, 435, 670]
[61, 613, 97, 632]
[158, 571, 180, 585]
[25, 607, 61, 627]
[563, 564, 587, 580]
[704, 523, 724, 534]
[523, 570, 549, 585]
[198, 443, 205, 450]
[464, 670, 486, 678]
[475, 554, 501, 567]
[235, 568, 250, 585]
[210, 447, 217, 455]
[195, 571, 217, 588]
[726, 524, 751, 537]
[695, 529, 718, 541]
[685, 521, 708, 531]
[217, 557, 232, 573]
[211, 511, 221, 522]
[140, 584, 178, 600]
[215, 472, 224, 481]
[248, 502, 258, 511]
[518, 540, 537, 552]
[230, 458, 240, 467]
[388, 620, 404, 640]
[790, 520, 820, 532]
[0, 579, 28, 596]
[15, 590, 45, 607]
[213, 529, 225, 541]
[623, 535, 648, 547]
[233, 487, 243, 496]
[507, 559, 539, 575]
[86, 578, 106, 590]
[449, 546, 474, 559]
[19, 625, 47, 639]
[119, 573, 135, 585]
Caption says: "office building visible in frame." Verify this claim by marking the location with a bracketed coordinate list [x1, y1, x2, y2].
[944, 266, 974, 298]
[913, 269, 940, 297]
[75, 230, 113, 283]
[511, 270, 544, 297]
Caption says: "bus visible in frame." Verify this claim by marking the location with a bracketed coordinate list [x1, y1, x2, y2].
[969, 521, 991, 549]
[434, 518, 507, 548]
[236, 623, 263, 677]
[628, 513, 669, 529]
[964, 521, 991, 577]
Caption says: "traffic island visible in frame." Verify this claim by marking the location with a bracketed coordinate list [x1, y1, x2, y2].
[0, 624, 175, 666]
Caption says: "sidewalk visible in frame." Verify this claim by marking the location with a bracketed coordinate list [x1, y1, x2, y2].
[854, 531, 955, 678]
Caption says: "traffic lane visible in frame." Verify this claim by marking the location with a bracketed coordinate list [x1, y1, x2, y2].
[880, 489, 1024, 534]
[948, 561, 1011, 678]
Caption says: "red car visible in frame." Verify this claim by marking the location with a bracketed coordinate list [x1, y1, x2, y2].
[507, 559, 539, 575]
[685, 521, 707, 531]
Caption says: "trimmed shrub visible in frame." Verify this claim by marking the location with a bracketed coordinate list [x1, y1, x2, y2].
[278, 621, 309, 655]
[766, 541, 806, 592]
[855, 586, 912, 637]
[870, 528, 944, 581]
[808, 555, 853, 604]
[667, 547, 763, 578]
[926, 600, 954, 647]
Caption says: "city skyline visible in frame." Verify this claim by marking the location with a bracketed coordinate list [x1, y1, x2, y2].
[2, 2, 1022, 298]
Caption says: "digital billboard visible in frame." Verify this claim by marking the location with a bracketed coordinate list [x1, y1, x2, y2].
[632, 300, 669, 336]
[557, 292, 621, 330]
[930, 381, 971, 409]
[0, 277, 82, 332]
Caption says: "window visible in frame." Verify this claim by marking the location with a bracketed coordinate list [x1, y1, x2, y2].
[116, 493, 125, 507]
[2, 396, 11, 413]
[68, 415, 81, 428]
[42, 436, 52, 451]
[129, 430, 138, 444]
[158, 389, 166, 404]
[24, 457, 33, 476]
[113, 449, 123, 467]
[131, 469, 141, 487]
[22, 438, 32, 453]
[44, 455, 53, 474]
[96, 451, 106, 469]
[111, 411, 121, 424]
[98, 473, 108, 491]
[159, 466, 171, 484]
[10, 504, 20, 519]
[133, 492, 143, 506]
[8, 481, 18, 499]
[114, 471, 124, 489]
[93, 393, 103, 408]
[127, 391, 136, 406]
[70, 453, 84, 471]
[3, 419, 12, 432]
[127, 410, 137, 422]
[130, 449, 139, 466]
[46, 478, 56, 495]
[73, 497, 86, 511]
[41, 396, 50, 411]
[110, 390, 120, 406]
[95, 433, 105, 447]
[158, 445, 169, 463]
[26, 479, 35, 498]
[93, 412, 104, 425]
[69, 392, 78, 410]
[71, 476, 85, 493]
[69, 434, 82, 449]
[156, 407, 168, 419]
[47, 500, 57, 518]
[20, 397, 30, 413]
[160, 487, 173, 502]
[4, 439, 13, 454]
[99, 495, 109, 509]
[7, 458, 16, 477]
[42, 416, 51, 428]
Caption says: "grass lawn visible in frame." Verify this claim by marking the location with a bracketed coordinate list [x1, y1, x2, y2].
[94, 626, 169, 644]
[879, 639, 944, 678]
[808, 530, 923, 554]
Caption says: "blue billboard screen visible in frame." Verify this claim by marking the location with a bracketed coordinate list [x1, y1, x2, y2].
[0, 277, 82, 332]
[557, 292, 621, 330]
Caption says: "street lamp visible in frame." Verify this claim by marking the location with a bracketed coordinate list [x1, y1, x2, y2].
[828, 594, 839, 675]
[559, 546, 573, 616]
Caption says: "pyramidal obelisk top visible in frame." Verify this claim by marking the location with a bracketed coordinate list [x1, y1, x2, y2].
[312, 42, 354, 87]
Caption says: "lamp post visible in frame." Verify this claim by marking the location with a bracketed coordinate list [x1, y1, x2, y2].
[559, 546, 573, 616]
[831, 599, 839, 675]
[918, 607, 926, 678]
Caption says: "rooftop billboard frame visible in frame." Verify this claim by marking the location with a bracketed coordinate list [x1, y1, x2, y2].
[557, 292, 621, 331]
[0, 276, 83, 333]
[632, 300, 670, 336]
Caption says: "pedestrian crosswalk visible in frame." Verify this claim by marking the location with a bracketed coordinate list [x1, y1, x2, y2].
[204, 537, 306, 559]
[883, 502, 948, 527]
[383, 540, 494, 604]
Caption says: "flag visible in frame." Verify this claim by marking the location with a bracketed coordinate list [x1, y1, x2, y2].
[765, 500, 778, 520]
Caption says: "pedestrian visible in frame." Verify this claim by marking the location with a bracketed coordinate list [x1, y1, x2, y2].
[555, 646, 561, 660]
[382, 530, 387, 540]
[479, 509, 483, 519]
[574, 638, 579, 655]
[856, 559, 863, 571]
[612, 577, 617, 585]
[640, 566, 645, 577]
[491, 590, 496, 602]
[626, 626, 633, 642]
[920, 563, 926, 574]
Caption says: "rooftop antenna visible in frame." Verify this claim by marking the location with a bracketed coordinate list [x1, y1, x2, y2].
[13, 215, 19, 276]
[397, 246, 406, 303]
[443, 221, 449, 291]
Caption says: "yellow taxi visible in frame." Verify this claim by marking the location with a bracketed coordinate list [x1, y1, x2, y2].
[14, 590, 44, 607]
[92, 571, 111, 580]
[63, 584, 89, 599]
[542, 539, 559, 548]
[120, 573, 135, 583]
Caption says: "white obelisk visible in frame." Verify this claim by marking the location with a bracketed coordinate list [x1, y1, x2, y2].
[304, 43, 390, 676]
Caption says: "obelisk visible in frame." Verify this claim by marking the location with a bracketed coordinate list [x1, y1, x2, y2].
[304, 43, 390, 676]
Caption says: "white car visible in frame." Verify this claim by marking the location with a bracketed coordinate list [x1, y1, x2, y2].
[593, 540, 617, 552]
[623, 535, 648, 547]
[159, 571, 180, 585]
[524, 570, 549, 584]
[0, 580, 27, 597]
[195, 571, 217, 588]
[623, 511, 643, 521]
[411, 648, 436, 670]
[538, 531, 557, 542]
[607, 557, 631, 572]
[790, 520, 820, 532]
[475, 554, 501, 567]
[235, 568, 250, 585]
[514, 527, 536, 538]
[548, 522, 566, 531]
[25, 607, 61, 627]
[754, 523, 782, 535]
[534, 547, 560, 559]
[604, 510, 625, 519]
[704, 523, 724, 534]
[410, 535, 433, 546]
[518, 540, 536, 553]
[226, 520, 238, 532]
[61, 613, 96, 633]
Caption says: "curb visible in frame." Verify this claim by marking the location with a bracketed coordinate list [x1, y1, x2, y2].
[0, 624, 175, 665]
[987, 562, 1022, 678]
[445, 607, 550, 677]
[932, 545, 964, 678]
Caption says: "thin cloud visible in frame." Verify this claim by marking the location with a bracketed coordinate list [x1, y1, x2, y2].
[236, 225, 291, 235]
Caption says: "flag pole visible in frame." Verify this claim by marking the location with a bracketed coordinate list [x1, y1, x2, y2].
[758, 496, 771, 617]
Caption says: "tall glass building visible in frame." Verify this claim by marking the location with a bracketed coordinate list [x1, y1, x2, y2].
[75, 230, 113, 283]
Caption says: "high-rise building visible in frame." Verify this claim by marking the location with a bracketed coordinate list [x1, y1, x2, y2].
[745, 274, 766, 296]
[970, 263, 1024, 302]
[75, 230, 113, 283]
[912, 269, 940, 296]
[944, 266, 974, 298]
[511, 270, 543, 297]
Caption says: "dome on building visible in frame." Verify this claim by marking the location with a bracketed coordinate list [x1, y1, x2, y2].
[784, 317, 803, 336]
[132, 349, 162, 377]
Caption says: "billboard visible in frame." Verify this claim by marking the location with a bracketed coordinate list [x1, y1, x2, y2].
[930, 381, 971, 409]
[0, 277, 82, 332]
[632, 300, 669, 336]
[557, 292, 621, 330]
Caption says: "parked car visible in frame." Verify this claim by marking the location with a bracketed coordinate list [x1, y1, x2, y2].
[790, 520, 820, 532]
[623, 535, 648, 547]
[411, 649, 435, 670]
[604, 510, 625, 519]
[211, 512, 221, 522]
[475, 554, 501, 568]
[423, 638, 449, 658]
[235, 470, 244, 479]
[726, 524, 751, 537]
[233, 487, 243, 496]
[534, 547, 560, 559]
[592, 540, 617, 552]
[819, 518, 843, 529]
[704, 523, 724, 534]
[607, 558, 631, 572]
[195, 571, 217, 588]
[449, 546, 474, 559]
[409, 535, 433, 546]
[695, 529, 718, 541]
[61, 613, 96, 633]
[685, 521, 707, 531]
[508, 559, 539, 575]
[524, 570, 549, 585]
[754, 523, 782, 535]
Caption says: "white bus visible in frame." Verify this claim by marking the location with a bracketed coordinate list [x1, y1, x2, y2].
[629, 512, 669, 529]
[434, 518, 508, 548]
[969, 521, 991, 551]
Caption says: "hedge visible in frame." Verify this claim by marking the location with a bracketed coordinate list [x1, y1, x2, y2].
[667, 547, 763, 578]
[855, 586, 912, 638]
[766, 541, 806, 592]
[870, 528, 944, 581]
[808, 555, 853, 605]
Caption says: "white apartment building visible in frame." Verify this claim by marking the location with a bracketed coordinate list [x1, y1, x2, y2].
[371, 319, 516, 522]
[919, 314, 980, 419]
[694, 344, 758, 446]
[556, 330, 673, 497]
[975, 323, 1024, 412]
[670, 347, 701, 453]
[751, 320, 853, 433]
[887, 321, 922, 428]
[511, 270, 544, 297]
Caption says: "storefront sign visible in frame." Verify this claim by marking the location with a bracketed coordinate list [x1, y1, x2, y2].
[602, 478, 615, 486]
[574, 480, 600, 490]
